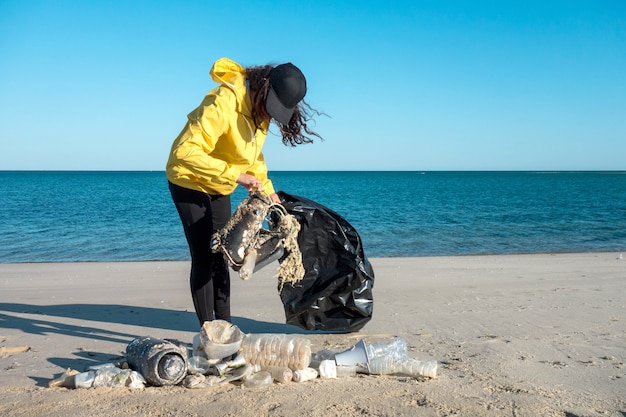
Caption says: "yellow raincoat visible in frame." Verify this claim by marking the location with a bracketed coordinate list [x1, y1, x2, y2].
[166, 58, 275, 195]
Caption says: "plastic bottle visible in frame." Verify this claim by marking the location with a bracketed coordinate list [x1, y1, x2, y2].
[262, 366, 293, 383]
[240, 334, 311, 371]
[365, 337, 408, 361]
[126, 336, 189, 386]
[367, 357, 437, 378]
[292, 367, 318, 382]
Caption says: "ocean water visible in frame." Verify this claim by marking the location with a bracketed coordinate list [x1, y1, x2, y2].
[0, 171, 624, 263]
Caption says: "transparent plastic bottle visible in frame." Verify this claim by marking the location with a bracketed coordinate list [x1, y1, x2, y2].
[262, 366, 293, 383]
[365, 337, 408, 361]
[240, 334, 311, 371]
[292, 367, 318, 382]
[368, 357, 437, 378]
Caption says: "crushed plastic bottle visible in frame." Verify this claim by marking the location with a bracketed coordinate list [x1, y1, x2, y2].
[362, 337, 437, 378]
[240, 334, 311, 371]
[72, 366, 146, 389]
[92, 365, 133, 388]
[365, 337, 408, 361]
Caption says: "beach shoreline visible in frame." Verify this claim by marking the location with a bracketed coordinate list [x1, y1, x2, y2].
[1, 253, 624, 416]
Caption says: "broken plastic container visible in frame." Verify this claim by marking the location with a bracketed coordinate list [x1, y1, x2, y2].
[199, 320, 244, 360]
[243, 371, 273, 389]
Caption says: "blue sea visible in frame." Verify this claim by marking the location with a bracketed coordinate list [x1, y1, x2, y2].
[1, 171, 625, 263]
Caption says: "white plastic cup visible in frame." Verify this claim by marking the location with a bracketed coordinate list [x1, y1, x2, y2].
[334, 339, 369, 373]
[335, 365, 359, 378]
[318, 360, 337, 379]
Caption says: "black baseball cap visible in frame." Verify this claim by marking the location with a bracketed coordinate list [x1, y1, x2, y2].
[266, 63, 307, 124]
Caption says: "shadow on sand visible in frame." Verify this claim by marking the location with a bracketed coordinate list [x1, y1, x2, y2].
[0, 302, 328, 386]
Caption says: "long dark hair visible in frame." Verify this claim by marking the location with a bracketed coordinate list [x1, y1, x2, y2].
[246, 65, 323, 146]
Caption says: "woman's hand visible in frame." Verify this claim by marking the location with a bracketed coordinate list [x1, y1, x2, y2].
[269, 193, 281, 204]
[237, 173, 263, 191]
[237, 174, 280, 203]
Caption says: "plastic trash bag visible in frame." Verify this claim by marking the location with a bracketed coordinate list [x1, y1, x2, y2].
[276, 191, 375, 332]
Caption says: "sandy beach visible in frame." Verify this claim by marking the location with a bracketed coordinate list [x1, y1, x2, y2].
[1, 253, 624, 416]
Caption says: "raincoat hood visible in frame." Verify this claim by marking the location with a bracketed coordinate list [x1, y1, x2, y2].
[166, 57, 275, 196]
[209, 58, 250, 114]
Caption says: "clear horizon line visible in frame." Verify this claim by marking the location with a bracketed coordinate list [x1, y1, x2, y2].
[1, 169, 625, 173]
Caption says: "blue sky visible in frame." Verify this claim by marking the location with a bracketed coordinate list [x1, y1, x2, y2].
[1, 0, 624, 171]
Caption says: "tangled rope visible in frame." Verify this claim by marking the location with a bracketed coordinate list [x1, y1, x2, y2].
[266, 203, 305, 290]
[211, 190, 305, 288]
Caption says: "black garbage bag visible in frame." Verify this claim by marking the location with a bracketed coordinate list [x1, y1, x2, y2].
[276, 191, 375, 333]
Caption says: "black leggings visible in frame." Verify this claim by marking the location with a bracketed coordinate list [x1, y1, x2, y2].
[168, 181, 232, 325]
